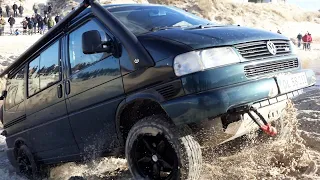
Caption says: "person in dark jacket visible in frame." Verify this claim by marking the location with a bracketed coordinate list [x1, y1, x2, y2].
[48, 5, 52, 14]
[0, 7, 2, 16]
[26, 16, 34, 35]
[297, 33, 302, 48]
[18, 4, 24, 17]
[31, 14, 37, 34]
[21, 18, 28, 35]
[54, 15, 60, 24]
[37, 14, 44, 34]
[8, 15, 15, 35]
[12, 3, 18, 17]
[5, 5, 10, 17]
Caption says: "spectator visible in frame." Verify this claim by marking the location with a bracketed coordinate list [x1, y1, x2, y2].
[302, 33, 308, 51]
[14, 29, 19, 36]
[54, 14, 60, 24]
[12, 2, 18, 17]
[307, 33, 312, 50]
[43, 14, 48, 32]
[5, 5, 10, 17]
[297, 33, 302, 48]
[27, 17, 34, 35]
[33, 3, 39, 14]
[8, 15, 15, 35]
[0, 15, 5, 36]
[277, 30, 281, 34]
[0, 6, 2, 16]
[47, 16, 55, 30]
[48, 4, 52, 14]
[18, 4, 24, 17]
[31, 14, 37, 34]
[37, 15, 44, 34]
[21, 18, 28, 35]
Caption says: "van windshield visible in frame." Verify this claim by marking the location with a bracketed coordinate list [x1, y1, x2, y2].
[108, 5, 217, 35]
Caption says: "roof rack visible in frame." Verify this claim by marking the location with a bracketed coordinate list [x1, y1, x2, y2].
[0, 0, 154, 77]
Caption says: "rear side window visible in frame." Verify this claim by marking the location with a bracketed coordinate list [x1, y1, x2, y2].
[28, 41, 60, 96]
[5, 68, 25, 110]
[68, 20, 108, 74]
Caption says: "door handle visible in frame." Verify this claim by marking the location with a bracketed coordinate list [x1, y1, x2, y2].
[65, 80, 71, 95]
[57, 84, 63, 98]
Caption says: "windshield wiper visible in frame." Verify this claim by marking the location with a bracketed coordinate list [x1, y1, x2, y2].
[183, 23, 223, 30]
[150, 26, 182, 32]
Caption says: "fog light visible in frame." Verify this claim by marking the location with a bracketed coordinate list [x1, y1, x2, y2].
[268, 82, 279, 98]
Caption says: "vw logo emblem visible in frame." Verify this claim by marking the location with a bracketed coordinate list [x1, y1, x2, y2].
[267, 41, 277, 55]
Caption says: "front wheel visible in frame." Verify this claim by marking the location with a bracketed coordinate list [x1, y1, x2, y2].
[125, 116, 202, 180]
[16, 145, 39, 179]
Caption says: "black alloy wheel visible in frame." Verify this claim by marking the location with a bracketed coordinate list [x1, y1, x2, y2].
[126, 115, 202, 180]
[132, 133, 178, 179]
[16, 145, 38, 179]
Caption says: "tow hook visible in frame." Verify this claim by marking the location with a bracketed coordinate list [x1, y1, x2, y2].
[246, 106, 277, 136]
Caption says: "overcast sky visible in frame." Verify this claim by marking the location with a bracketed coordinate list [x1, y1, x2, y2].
[287, 0, 319, 11]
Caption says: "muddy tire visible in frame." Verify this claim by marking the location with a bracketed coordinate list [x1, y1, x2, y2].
[16, 145, 40, 179]
[125, 115, 202, 180]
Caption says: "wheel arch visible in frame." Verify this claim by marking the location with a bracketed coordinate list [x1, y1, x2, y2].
[115, 92, 171, 147]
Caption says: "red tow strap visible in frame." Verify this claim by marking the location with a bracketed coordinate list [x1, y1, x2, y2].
[260, 124, 277, 136]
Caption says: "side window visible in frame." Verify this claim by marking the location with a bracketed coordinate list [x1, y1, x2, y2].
[39, 42, 60, 89]
[28, 41, 60, 96]
[5, 68, 25, 110]
[28, 57, 40, 96]
[69, 20, 108, 74]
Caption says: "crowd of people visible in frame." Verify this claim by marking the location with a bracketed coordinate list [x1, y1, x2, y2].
[0, 2, 61, 36]
[297, 32, 313, 51]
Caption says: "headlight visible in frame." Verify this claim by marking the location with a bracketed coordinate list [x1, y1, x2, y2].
[173, 47, 240, 76]
[289, 40, 297, 54]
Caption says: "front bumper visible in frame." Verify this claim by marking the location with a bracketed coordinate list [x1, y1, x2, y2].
[161, 69, 315, 125]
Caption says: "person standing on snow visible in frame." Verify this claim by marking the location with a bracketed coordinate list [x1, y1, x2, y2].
[31, 14, 37, 34]
[47, 16, 55, 30]
[33, 3, 39, 14]
[0, 15, 6, 36]
[8, 15, 15, 35]
[48, 4, 52, 14]
[54, 14, 60, 24]
[18, 4, 24, 17]
[21, 18, 28, 35]
[297, 33, 302, 48]
[302, 33, 308, 51]
[0, 7, 2, 16]
[5, 5, 10, 17]
[37, 15, 44, 34]
[12, 2, 18, 17]
[307, 33, 312, 51]
[27, 17, 34, 35]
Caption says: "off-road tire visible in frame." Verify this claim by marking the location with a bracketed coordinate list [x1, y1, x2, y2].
[16, 145, 40, 179]
[125, 115, 202, 180]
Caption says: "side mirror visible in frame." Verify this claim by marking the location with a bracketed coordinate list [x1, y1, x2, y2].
[82, 30, 113, 54]
[0, 90, 7, 100]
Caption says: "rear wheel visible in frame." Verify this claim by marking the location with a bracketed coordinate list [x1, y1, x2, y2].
[125, 116, 202, 180]
[16, 145, 39, 179]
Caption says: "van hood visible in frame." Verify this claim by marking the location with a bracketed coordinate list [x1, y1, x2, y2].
[142, 26, 289, 50]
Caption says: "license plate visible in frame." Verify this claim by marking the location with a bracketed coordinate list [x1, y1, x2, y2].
[276, 72, 308, 94]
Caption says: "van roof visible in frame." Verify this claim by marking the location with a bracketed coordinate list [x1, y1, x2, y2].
[0, 3, 162, 77]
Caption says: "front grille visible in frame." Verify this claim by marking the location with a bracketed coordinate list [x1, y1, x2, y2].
[244, 59, 299, 77]
[235, 40, 291, 60]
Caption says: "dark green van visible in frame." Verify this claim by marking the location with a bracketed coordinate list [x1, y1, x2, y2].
[0, 1, 316, 179]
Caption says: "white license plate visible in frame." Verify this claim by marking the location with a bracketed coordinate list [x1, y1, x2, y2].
[276, 72, 308, 94]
